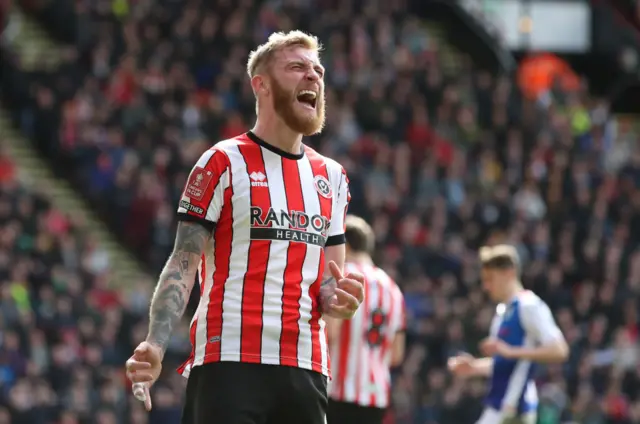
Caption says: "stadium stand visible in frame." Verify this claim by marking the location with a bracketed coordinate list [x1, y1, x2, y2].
[2, 1, 640, 424]
[0, 149, 186, 423]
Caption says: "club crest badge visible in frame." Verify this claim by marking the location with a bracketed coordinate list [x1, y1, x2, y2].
[314, 175, 332, 199]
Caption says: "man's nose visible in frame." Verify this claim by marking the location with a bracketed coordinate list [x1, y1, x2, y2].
[305, 70, 320, 82]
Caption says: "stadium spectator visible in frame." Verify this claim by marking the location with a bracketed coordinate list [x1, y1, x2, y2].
[0, 151, 164, 424]
[1, 0, 640, 423]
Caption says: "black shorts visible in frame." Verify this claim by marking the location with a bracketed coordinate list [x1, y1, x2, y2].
[327, 399, 386, 424]
[181, 361, 328, 424]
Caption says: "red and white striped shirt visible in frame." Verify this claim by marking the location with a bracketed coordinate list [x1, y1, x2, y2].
[329, 262, 405, 408]
[176, 132, 350, 377]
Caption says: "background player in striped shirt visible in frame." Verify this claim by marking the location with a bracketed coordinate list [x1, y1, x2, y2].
[326, 215, 406, 424]
[448, 245, 569, 424]
[124, 31, 365, 424]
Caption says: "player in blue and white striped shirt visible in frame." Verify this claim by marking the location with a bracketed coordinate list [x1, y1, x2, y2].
[448, 245, 569, 424]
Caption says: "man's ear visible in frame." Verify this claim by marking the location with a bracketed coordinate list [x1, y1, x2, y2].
[251, 75, 269, 97]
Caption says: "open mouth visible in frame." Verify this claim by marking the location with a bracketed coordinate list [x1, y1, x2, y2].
[296, 90, 317, 110]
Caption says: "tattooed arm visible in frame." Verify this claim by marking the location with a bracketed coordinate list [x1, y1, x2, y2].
[146, 221, 211, 356]
[319, 275, 338, 314]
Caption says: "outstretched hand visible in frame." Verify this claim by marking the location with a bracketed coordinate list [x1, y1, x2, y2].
[320, 261, 365, 319]
[447, 352, 476, 377]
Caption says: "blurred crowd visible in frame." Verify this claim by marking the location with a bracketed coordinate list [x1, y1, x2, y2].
[0, 146, 190, 424]
[2, 0, 640, 423]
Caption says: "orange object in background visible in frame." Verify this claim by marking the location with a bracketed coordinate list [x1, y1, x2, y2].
[517, 53, 580, 99]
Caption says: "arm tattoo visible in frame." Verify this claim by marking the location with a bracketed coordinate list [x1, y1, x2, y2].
[319, 276, 336, 313]
[147, 221, 211, 353]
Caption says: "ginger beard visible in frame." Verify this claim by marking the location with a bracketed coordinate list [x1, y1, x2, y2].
[270, 74, 325, 136]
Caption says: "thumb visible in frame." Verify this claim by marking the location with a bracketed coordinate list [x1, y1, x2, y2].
[328, 261, 343, 281]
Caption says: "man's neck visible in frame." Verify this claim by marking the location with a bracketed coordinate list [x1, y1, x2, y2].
[252, 115, 303, 155]
[503, 282, 524, 303]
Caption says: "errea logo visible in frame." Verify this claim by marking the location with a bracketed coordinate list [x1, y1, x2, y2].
[250, 171, 268, 187]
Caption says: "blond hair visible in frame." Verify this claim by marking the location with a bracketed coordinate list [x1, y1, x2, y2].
[246, 30, 322, 78]
[479, 244, 520, 270]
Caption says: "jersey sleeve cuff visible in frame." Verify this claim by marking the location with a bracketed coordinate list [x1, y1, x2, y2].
[177, 212, 216, 232]
[325, 234, 346, 247]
